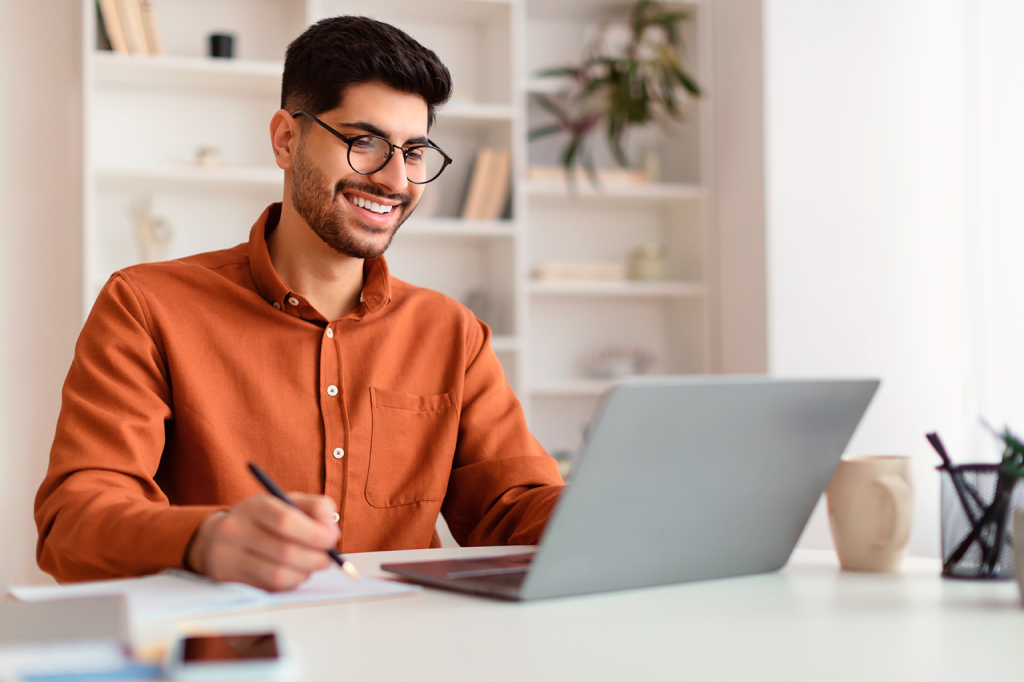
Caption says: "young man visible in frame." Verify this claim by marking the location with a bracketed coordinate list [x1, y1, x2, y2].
[35, 17, 563, 591]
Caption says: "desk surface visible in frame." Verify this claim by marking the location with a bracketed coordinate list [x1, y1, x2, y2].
[138, 546, 1024, 682]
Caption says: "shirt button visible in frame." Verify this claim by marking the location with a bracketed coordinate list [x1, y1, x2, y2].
[272, 302, 281, 310]
[288, 296, 300, 307]
[326, 328, 334, 339]
[327, 385, 339, 397]
[332, 512, 340, 523]
[333, 447, 344, 459]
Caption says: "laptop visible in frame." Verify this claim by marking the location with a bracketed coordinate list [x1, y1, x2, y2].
[382, 376, 879, 600]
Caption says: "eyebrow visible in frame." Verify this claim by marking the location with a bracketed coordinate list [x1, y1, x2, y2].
[338, 120, 429, 146]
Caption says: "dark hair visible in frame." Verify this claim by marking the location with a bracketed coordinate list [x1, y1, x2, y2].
[281, 16, 452, 129]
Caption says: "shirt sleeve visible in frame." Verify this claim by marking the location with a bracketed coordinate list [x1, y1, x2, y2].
[35, 274, 222, 582]
[441, 315, 565, 547]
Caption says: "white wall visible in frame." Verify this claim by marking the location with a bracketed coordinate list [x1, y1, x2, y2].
[965, 1, 1024, 446]
[0, 0, 83, 587]
[767, 0, 1024, 558]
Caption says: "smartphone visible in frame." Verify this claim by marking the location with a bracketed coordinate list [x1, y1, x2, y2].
[165, 632, 297, 681]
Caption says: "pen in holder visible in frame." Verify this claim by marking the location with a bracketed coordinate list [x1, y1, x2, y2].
[929, 429, 1024, 580]
[938, 464, 1022, 579]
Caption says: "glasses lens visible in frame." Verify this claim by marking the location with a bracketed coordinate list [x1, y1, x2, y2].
[405, 146, 447, 184]
[347, 136, 393, 175]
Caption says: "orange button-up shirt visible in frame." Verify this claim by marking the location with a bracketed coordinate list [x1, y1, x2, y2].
[36, 204, 564, 582]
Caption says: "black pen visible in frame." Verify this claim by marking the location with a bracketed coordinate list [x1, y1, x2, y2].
[247, 462, 360, 580]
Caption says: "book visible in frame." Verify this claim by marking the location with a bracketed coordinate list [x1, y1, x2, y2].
[96, 0, 128, 54]
[460, 148, 495, 220]
[139, 0, 164, 55]
[115, 0, 150, 54]
[10, 568, 419, 625]
[531, 262, 628, 281]
[479, 148, 511, 220]
[96, 2, 112, 51]
[0, 596, 136, 679]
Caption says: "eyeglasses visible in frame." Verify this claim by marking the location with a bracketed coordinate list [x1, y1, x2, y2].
[292, 110, 452, 184]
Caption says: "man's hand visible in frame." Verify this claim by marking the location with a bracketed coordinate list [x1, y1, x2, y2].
[187, 494, 340, 591]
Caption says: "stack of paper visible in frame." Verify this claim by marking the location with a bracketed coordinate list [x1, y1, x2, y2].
[0, 595, 139, 679]
[10, 569, 419, 625]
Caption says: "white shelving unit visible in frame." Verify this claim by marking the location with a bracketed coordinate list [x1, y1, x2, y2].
[80, 0, 717, 456]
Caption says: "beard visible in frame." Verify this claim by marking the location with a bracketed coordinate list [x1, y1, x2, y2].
[290, 145, 414, 259]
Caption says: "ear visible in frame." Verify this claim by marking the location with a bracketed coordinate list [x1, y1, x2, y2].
[270, 109, 299, 170]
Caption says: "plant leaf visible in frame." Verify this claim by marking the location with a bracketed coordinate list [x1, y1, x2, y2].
[528, 124, 566, 141]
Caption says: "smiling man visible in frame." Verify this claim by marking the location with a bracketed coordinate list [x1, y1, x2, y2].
[35, 16, 564, 590]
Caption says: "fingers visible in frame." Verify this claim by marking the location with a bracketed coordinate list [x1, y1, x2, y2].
[202, 493, 341, 591]
[248, 495, 339, 549]
[291, 493, 340, 528]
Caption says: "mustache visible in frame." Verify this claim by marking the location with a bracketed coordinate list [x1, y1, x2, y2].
[335, 180, 411, 206]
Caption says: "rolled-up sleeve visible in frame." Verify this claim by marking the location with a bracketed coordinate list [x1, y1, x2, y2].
[442, 315, 565, 547]
[35, 274, 220, 582]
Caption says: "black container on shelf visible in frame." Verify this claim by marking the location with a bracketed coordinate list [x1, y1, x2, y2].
[209, 34, 235, 59]
[939, 464, 1023, 579]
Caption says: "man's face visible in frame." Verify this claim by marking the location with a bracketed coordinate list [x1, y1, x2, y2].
[290, 82, 429, 259]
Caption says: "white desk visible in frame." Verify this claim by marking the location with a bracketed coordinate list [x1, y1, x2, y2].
[138, 547, 1024, 682]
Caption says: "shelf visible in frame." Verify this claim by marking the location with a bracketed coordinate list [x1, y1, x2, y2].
[490, 335, 519, 353]
[92, 52, 282, 95]
[529, 280, 705, 298]
[401, 218, 516, 238]
[526, 0, 701, 21]
[525, 77, 573, 95]
[439, 101, 515, 122]
[329, 0, 514, 23]
[526, 180, 704, 202]
[96, 164, 283, 188]
[531, 379, 611, 397]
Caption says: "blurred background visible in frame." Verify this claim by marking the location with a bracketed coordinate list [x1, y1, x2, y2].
[0, 0, 1022, 588]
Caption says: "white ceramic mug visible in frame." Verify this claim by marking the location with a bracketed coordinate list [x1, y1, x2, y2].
[827, 455, 914, 571]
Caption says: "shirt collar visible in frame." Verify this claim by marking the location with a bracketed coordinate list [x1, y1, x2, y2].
[248, 203, 392, 322]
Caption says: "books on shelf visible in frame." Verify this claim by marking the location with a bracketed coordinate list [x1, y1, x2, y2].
[97, 0, 163, 55]
[461, 148, 511, 220]
[97, 0, 128, 53]
[531, 262, 627, 282]
[140, 1, 164, 54]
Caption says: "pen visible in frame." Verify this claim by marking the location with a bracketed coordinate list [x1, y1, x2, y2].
[247, 462, 360, 580]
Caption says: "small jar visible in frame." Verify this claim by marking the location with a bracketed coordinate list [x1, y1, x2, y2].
[628, 244, 668, 281]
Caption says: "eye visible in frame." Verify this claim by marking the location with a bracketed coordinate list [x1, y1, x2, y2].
[405, 149, 425, 164]
[350, 138, 377, 151]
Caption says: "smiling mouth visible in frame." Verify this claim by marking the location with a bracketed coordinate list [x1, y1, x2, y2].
[345, 194, 395, 215]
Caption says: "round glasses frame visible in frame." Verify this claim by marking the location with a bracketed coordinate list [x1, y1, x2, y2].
[292, 110, 452, 184]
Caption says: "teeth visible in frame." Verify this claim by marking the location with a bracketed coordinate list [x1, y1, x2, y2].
[347, 195, 393, 214]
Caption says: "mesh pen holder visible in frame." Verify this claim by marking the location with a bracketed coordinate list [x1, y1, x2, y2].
[939, 464, 1023, 579]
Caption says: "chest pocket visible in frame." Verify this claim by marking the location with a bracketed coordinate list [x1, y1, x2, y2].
[365, 387, 459, 507]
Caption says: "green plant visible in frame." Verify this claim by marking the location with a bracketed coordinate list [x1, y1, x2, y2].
[529, 0, 702, 185]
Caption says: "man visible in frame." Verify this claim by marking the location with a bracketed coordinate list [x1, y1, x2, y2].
[35, 16, 563, 591]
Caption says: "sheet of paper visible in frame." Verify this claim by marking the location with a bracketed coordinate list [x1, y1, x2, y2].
[10, 569, 418, 624]
[10, 573, 254, 623]
[261, 567, 419, 608]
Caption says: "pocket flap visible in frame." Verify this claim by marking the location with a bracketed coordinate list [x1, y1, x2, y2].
[371, 388, 455, 413]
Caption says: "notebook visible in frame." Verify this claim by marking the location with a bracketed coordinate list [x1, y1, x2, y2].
[10, 568, 418, 624]
[0, 595, 136, 678]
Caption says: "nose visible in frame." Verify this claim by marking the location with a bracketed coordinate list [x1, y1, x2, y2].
[367, 150, 409, 194]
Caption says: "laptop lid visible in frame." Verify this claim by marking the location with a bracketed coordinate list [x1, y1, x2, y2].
[519, 377, 878, 600]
